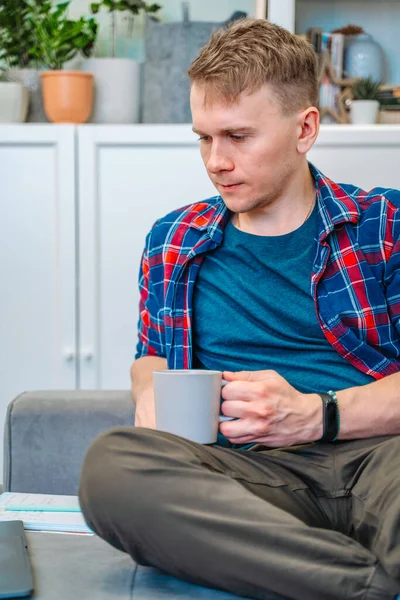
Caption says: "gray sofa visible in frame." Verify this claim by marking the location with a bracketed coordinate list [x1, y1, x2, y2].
[4, 391, 270, 600]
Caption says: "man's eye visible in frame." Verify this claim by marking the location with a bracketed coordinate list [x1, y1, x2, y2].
[230, 135, 246, 141]
[198, 135, 211, 142]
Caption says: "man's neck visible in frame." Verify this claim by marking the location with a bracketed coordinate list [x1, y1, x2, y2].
[235, 165, 316, 237]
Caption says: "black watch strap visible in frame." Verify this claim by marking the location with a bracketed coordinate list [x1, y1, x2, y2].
[319, 392, 339, 442]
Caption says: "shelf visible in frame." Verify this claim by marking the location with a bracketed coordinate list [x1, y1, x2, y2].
[267, 0, 400, 85]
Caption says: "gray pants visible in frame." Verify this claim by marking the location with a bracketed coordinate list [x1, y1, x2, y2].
[78, 428, 400, 600]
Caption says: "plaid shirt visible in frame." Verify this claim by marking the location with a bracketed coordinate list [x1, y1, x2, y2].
[135, 164, 400, 380]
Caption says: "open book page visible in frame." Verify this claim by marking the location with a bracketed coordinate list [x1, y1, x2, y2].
[0, 493, 93, 534]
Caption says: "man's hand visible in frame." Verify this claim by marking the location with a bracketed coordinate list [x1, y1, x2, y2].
[220, 370, 322, 447]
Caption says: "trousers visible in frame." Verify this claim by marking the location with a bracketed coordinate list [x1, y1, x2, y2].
[78, 427, 400, 600]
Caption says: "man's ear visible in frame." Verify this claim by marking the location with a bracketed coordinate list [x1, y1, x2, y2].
[296, 107, 320, 155]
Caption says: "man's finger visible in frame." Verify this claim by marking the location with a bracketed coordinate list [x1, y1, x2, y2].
[220, 399, 248, 418]
[220, 416, 271, 440]
[221, 381, 267, 402]
[223, 369, 280, 382]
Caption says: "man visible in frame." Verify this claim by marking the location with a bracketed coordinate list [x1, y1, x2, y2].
[79, 19, 400, 600]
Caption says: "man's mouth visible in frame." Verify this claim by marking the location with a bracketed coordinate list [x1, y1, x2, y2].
[217, 182, 243, 191]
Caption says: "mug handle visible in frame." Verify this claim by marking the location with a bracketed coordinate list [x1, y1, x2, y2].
[219, 378, 235, 421]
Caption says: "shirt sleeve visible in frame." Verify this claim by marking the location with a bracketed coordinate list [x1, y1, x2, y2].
[135, 229, 166, 360]
[384, 193, 400, 340]
[385, 231, 400, 339]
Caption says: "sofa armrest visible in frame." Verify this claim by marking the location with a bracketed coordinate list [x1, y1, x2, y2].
[3, 391, 135, 495]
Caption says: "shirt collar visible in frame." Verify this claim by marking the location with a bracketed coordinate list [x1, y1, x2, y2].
[190, 197, 229, 244]
[189, 162, 361, 242]
[310, 163, 360, 241]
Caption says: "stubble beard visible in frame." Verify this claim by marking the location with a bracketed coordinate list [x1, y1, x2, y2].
[233, 166, 294, 215]
[226, 190, 280, 215]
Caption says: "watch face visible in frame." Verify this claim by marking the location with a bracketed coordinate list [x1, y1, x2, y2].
[320, 393, 339, 442]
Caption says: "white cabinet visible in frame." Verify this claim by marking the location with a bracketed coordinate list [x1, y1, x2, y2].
[77, 125, 216, 389]
[0, 125, 77, 474]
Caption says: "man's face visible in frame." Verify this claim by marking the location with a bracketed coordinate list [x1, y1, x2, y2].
[190, 83, 302, 214]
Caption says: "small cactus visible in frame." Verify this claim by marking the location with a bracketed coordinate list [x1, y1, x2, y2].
[352, 77, 381, 101]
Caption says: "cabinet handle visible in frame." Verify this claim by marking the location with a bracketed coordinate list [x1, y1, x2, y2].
[81, 349, 93, 362]
[64, 348, 75, 362]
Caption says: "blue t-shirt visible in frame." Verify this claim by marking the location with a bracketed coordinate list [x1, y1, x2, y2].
[192, 206, 374, 447]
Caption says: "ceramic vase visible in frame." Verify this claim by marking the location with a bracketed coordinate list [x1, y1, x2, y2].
[82, 58, 140, 124]
[345, 34, 384, 82]
[4, 69, 47, 122]
[0, 82, 29, 122]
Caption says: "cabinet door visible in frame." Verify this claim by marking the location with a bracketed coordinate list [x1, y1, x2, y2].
[78, 125, 216, 389]
[309, 126, 400, 190]
[0, 125, 77, 474]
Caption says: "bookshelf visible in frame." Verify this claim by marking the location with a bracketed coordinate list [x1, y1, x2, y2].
[268, 0, 400, 85]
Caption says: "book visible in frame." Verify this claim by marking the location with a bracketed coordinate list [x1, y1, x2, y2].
[319, 33, 344, 119]
[379, 103, 400, 110]
[307, 27, 322, 53]
[378, 97, 400, 107]
[378, 87, 400, 98]
[330, 33, 345, 79]
[0, 493, 93, 534]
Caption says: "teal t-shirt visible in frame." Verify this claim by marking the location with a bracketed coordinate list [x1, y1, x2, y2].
[192, 205, 374, 448]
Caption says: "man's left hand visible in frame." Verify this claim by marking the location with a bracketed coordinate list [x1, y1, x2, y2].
[220, 370, 323, 447]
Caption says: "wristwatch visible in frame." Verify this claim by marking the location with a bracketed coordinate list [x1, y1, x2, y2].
[319, 392, 340, 442]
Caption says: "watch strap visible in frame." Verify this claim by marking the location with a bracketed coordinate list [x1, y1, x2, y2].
[319, 392, 340, 442]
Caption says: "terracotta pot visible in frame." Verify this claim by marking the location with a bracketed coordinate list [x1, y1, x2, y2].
[40, 71, 94, 123]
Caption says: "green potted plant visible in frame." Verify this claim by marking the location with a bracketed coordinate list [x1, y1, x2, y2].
[26, 0, 98, 123]
[350, 76, 381, 125]
[82, 0, 161, 123]
[0, 0, 34, 69]
[0, 0, 45, 121]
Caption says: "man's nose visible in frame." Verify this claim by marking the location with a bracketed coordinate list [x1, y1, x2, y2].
[206, 144, 234, 173]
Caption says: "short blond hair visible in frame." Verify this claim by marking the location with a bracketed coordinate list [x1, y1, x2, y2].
[188, 18, 318, 115]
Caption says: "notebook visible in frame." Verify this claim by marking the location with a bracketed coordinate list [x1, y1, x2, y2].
[0, 493, 92, 534]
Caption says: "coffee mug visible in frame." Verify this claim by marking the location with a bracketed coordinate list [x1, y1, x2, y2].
[153, 369, 234, 444]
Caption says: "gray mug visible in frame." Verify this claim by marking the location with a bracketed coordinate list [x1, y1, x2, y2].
[153, 369, 233, 444]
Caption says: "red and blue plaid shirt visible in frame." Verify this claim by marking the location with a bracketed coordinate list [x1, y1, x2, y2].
[135, 164, 400, 380]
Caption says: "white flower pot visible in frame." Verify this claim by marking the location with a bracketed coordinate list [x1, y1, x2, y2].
[4, 69, 47, 122]
[350, 100, 380, 125]
[82, 58, 140, 124]
[0, 82, 29, 123]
